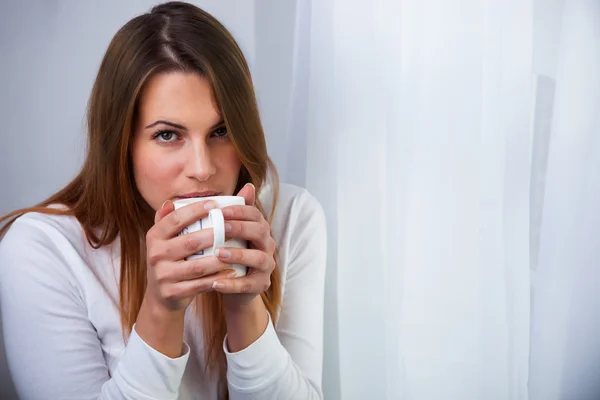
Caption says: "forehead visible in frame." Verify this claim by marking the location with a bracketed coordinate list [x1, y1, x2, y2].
[136, 71, 221, 126]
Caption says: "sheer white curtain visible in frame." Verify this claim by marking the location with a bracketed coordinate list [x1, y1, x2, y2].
[255, 0, 600, 399]
[303, 1, 533, 398]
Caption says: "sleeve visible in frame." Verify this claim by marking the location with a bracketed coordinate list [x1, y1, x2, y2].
[223, 192, 327, 399]
[0, 216, 189, 400]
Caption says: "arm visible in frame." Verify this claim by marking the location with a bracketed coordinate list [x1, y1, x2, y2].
[0, 216, 189, 400]
[222, 192, 327, 399]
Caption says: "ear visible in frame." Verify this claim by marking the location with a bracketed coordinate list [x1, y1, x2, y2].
[236, 183, 256, 206]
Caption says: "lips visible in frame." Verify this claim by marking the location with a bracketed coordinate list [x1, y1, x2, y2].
[176, 191, 221, 199]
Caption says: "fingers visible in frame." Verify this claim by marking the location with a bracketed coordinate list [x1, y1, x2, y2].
[162, 269, 239, 300]
[212, 273, 271, 294]
[155, 200, 175, 224]
[216, 248, 274, 273]
[221, 196, 274, 253]
[151, 199, 218, 240]
[225, 220, 275, 252]
[154, 256, 232, 283]
[211, 247, 274, 295]
[148, 228, 215, 264]
[221, 204, 264, 222]
[235, 183, 256, 206]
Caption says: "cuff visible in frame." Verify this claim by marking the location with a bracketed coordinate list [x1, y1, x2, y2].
[111, 323, 190, 400]
[223, 312, 289, 391]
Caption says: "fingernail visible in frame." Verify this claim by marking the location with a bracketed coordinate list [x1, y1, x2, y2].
[215, 248, 230, 259]
[246, 183, 256, 191]
[227, 270, 238, 278]
[161, 200, 171, 210]
[224, 223, 232, 233]
[213, 281, 225, 289]
[204, 201, 216, 210]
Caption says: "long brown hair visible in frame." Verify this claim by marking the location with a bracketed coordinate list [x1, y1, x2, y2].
[0, 1, 281, 395]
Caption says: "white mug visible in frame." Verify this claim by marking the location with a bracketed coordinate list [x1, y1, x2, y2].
[173, 196, 248, 277]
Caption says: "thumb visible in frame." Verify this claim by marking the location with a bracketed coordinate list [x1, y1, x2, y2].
[155, 200, 174, 224]
[236, 183, 256, 206]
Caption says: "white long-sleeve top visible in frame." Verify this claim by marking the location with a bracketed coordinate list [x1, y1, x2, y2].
[0, 183, 326, 400]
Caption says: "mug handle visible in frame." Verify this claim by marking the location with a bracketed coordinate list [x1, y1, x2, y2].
[209, 208, 225, 253]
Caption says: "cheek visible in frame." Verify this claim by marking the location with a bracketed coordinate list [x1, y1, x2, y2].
[141, 157, 181, 182]
[213, 145, 242, 193]
[218, 145, 242, 175]
[133, 144, 183, 202]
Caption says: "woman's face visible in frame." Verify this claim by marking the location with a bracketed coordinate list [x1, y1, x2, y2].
[132, 72, 242, 211]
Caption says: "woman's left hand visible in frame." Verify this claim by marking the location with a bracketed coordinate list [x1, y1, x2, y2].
[212, 183, 275, 305]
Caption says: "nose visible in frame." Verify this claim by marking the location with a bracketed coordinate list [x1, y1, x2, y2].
[185, 140, 216, 181]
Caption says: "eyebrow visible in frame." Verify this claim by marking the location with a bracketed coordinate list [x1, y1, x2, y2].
[145, 119, 225, 130]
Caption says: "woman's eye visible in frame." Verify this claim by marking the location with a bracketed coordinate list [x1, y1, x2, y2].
[213, 126, 228, 138]
[153, 130, 178, 142]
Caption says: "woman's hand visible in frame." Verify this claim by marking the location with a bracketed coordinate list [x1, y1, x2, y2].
[144, 199, 238, 313]
[212, 183, 276, 307]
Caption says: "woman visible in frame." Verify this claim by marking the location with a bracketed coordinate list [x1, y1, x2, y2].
[0, 2, 326, 399]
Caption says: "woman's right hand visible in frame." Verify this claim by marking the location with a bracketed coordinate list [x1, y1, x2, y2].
[144, 199, 237, 313]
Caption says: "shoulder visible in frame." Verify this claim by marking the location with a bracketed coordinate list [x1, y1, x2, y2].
[0, 210, 90, 293]
[260, 182, 326, 233]
[1, 209, 85, 252]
